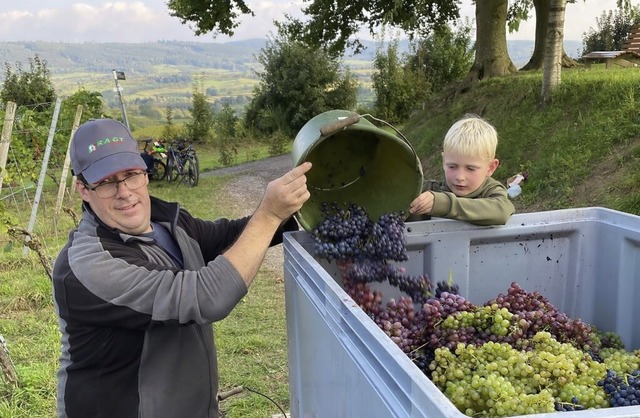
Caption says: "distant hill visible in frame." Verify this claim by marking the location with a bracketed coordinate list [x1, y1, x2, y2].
[0, 39, 584, 121]
[0, 39, 584, 78]
[0, 39, 268, 76]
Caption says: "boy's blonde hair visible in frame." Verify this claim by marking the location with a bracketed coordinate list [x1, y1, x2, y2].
[443, 114, 498, 161]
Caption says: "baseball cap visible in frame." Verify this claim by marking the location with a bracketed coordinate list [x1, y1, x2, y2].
[70, 119, 147, 184]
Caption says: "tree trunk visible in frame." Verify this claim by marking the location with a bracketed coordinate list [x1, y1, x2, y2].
[521, 0, 578, 70]
[463, 0, 517, 87]
[541, 0, 566, 104]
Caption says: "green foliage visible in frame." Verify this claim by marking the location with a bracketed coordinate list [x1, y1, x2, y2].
[1, 55, 56, 107]
[244, 33, 357, 137]
[407, 22, 474, 94]
[371, 39, 429, 123]
[278, 0, 460, 55]
[0, 87, 104, 188]
[217, 147, 237, 167]
[215, 104, 240, 166]
[215, 104, 239, 140]
[267, 132, 289, 157]
[161, 106, 181, 141]
[3, 105, 60, 186]
[370, 23, 472, 123]
[166, 0, 253, 37]
[581, 3, 640, 54]
[0, 201, 17, 236]
[3, 65, 640, 417]
[62, 88, 103, 119]
[0, 53, 103, 191]
[185, 76, 214, 143]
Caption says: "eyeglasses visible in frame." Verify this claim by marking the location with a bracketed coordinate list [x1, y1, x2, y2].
[86, 171, 148, 198]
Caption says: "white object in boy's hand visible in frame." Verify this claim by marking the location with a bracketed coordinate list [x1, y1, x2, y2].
[507, 173, 526, 199]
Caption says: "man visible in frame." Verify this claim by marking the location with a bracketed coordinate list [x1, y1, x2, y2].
[52, 118, 311, 417]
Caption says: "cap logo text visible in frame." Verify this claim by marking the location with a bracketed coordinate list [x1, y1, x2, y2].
[88, 136, 125, 153]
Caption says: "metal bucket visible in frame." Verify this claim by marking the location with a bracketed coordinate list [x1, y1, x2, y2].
[292, 109, 424, 232]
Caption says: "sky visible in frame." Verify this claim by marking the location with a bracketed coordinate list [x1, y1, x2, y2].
[0, 0, 624, 44]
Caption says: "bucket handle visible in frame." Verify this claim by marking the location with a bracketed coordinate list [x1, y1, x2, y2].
[318, 113, 420, 164]
[360, 113, 419, 157]
[319, 114, 361, 137]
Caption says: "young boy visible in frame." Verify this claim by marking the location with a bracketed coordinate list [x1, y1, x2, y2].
[408, 114, 515, 226]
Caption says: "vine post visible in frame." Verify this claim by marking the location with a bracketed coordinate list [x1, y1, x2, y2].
[23, 97, 62, 256]
[0, 101, 17, 192]
[55, 104, 83, 221]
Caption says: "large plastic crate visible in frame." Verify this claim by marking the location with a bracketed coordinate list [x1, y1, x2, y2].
[283, 207, 640, 418]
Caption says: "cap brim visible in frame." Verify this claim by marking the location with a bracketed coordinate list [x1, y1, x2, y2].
[81, 151, 148, 184]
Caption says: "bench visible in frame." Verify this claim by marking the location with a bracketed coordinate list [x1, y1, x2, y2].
[582, 24, 640, 69]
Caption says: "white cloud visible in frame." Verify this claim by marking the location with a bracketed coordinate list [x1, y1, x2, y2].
[0, 0, 624, 43]
[36, 9, 58, 19]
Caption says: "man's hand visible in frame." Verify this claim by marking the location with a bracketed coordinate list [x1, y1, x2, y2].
[256, 162, 312, 223]
[409, 191, 435, 216]
[224, 162, 312, 287]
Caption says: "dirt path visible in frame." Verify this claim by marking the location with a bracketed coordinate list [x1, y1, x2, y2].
[201, 154, 294, 273]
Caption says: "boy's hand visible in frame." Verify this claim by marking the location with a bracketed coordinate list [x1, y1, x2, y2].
[409, 191, 435, 215]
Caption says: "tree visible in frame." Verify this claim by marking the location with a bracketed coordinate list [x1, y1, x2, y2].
[371, 39, 429, 123]
[465, 0, 518, 85]
[162, 106, 180, 141]
[541, 0, 566, 104]
[504, 0, 576, 70]
[164, 0, 590, 88]
[581, 3, 640, 54]
[278, 1, 521, 86]
[59, 88, 104, 136]
[1, 54, 56, 107]
[163, 0, 517, 86]
[215, 104, 239, 166]
[214, 104, 238, 140]
[166, 0, 253, 36]
[283, 1, 460, 55]
[244, 33, 357, 137]
[406, 22, 474, 94]
[185, 76, 214, 143]
[62, 88, 103, 117]
[168, 0, 459, 54]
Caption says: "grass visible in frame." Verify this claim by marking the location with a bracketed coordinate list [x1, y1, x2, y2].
[2, 65, 640, 417]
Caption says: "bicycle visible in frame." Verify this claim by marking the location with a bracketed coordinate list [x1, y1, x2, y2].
[166, 140, 199, 187]
[140, 139, 167, 181]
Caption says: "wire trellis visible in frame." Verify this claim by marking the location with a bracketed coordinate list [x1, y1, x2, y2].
[1, 98, 80, 261]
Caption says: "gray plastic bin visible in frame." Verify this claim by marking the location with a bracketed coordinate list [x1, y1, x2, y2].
[283, 207, 640, 418]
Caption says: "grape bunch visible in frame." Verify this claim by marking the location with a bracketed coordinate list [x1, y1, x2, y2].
[409, 347, 436, 378]
[599, 369, 640, 407]
[485, 282, 598, 351]
[373, 296, 426, 353]
[367, 212, 408, 261]
[311, 202, 432, 304]
[338, 259, 399, 284]
[429, 332, 610, 416]
[554, 397, 585, 412]
[311, 202, 373, 262]
[341, 280, 384, 316]
[434, 280, 460, 298]
[339, 260, 432, 304]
